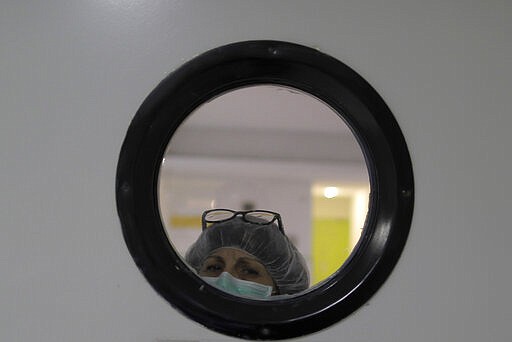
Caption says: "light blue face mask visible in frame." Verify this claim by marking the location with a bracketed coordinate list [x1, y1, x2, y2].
[201, 272, 273, 299]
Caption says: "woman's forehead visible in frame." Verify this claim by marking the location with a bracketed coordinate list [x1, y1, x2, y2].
[208, 247, 259, 261]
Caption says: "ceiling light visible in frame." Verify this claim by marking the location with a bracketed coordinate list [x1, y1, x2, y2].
[323, 186, 339, 199]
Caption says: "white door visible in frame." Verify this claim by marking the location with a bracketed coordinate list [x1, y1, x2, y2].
[1, 1, 510, 341]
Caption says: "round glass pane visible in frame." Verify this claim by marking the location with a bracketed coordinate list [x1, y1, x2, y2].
[157, 84, 370, 298]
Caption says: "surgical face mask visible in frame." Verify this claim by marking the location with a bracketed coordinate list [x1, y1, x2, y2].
[201, 272, 273, 299]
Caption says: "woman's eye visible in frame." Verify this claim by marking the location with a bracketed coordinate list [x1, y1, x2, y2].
[203, 264, 223, 273]
[240, 267, 260, 276]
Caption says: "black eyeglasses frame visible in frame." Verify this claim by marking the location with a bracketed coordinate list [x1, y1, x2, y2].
[201, 209, 285, 235]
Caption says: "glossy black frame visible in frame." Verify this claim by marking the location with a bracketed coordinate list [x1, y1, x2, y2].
[116, 40, 414, 340]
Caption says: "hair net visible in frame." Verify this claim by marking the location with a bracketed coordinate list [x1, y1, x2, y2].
[185, 216, 310, 295]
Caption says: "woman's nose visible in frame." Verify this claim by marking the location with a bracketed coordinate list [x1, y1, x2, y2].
[223, 267, 240, 279]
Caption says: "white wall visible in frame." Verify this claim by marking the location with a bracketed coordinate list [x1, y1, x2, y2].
[1, 1, 511, 341]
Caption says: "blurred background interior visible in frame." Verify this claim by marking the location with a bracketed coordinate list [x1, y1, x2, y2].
[158, 85, 370, 285]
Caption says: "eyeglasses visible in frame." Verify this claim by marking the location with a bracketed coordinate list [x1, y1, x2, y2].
[202, 209, 285, 234]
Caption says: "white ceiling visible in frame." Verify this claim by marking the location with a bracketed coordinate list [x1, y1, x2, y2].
[166, 85, 365, 163]
[183, 84, 352, 134]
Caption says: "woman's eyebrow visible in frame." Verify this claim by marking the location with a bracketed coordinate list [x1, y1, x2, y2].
[236, 258, 264, 267]
[204, 255, 224, 263]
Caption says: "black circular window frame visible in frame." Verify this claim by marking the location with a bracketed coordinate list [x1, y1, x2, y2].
[116, 40, 414, 340]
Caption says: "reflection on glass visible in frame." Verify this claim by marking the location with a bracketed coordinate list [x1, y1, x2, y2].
[158, 84, 370, 297]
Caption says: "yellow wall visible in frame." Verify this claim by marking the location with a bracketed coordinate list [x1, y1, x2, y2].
[311, 195, 352, 284]
[312, 218, 351, 284]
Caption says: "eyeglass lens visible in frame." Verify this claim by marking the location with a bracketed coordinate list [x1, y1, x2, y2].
[204, 210, 236, 222]
[244, 211, 276, 224]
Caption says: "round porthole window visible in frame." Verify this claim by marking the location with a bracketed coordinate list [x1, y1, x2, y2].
[116, 40, 414, 340]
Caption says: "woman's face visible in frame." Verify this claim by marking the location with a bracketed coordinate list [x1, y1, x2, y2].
[198, 247, 276, 291]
